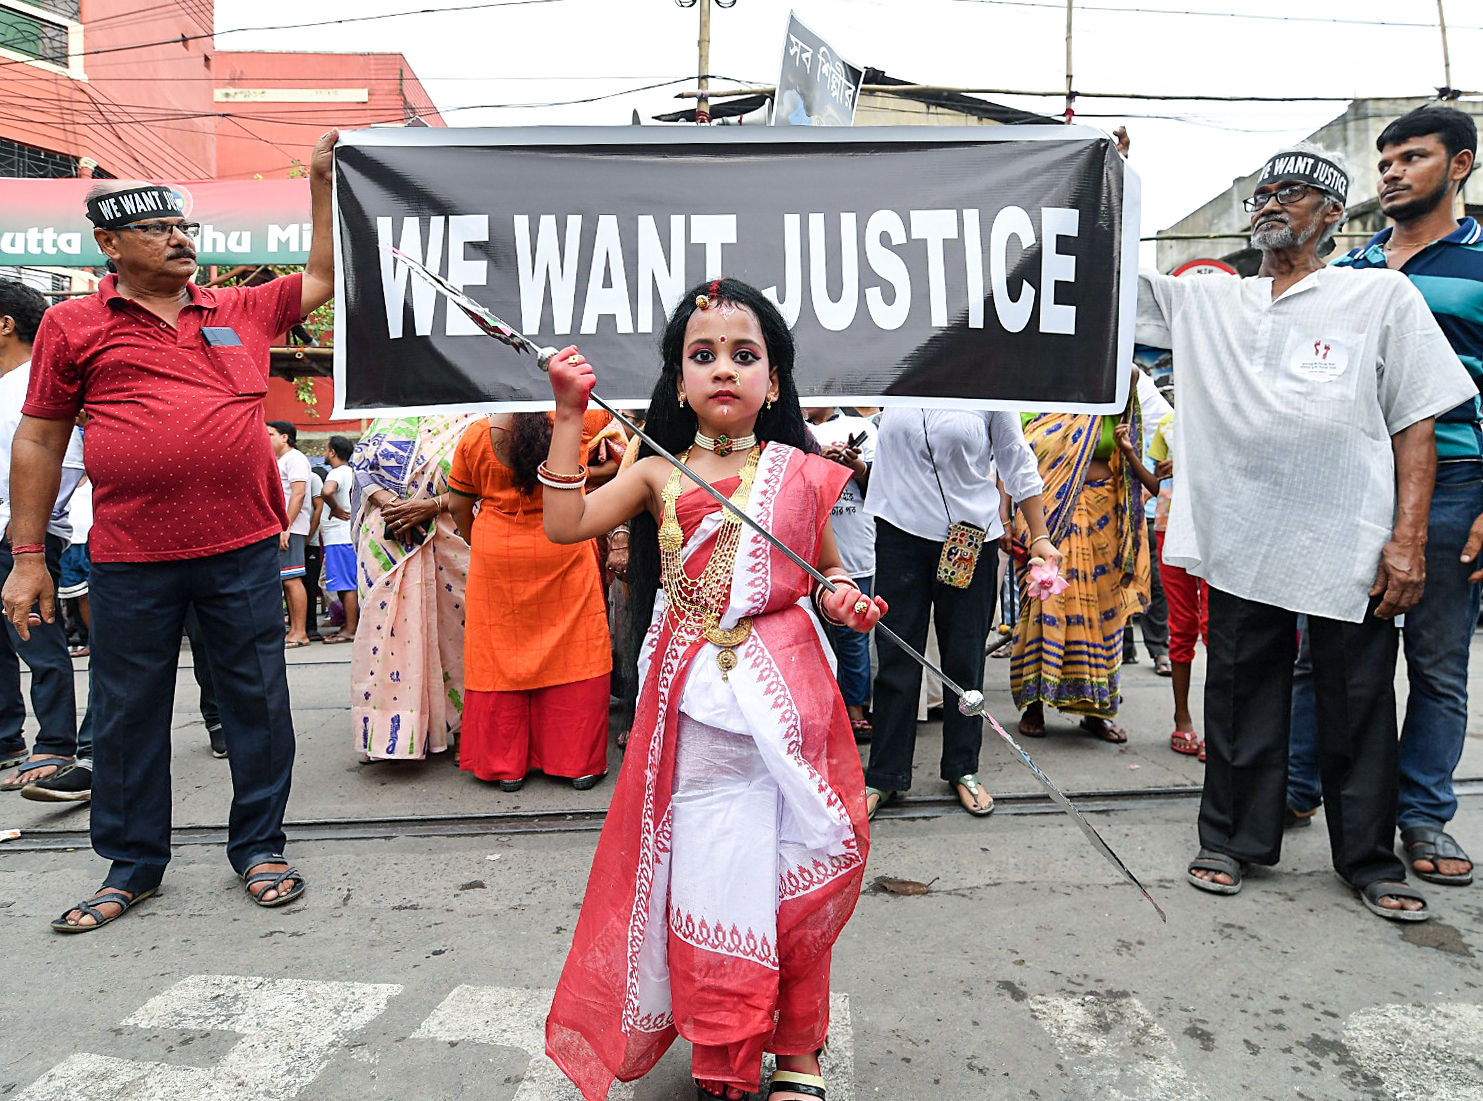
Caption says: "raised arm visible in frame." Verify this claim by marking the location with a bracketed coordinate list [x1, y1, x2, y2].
[543, 346, 655, 544]
[302, 129, 338, 316]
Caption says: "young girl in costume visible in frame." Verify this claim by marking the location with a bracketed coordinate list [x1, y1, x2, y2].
[541, 278, 884, 1101]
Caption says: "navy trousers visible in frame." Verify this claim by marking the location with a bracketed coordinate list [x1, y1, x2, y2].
[0, 534, 78, 759]
[89, 537, 295, 893]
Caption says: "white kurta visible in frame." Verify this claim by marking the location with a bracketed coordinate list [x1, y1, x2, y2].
[1137, 265, 1476, 622]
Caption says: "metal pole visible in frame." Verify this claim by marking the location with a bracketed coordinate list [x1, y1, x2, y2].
[696, 0, 712, 125]
[1063, 0, 1075, 123]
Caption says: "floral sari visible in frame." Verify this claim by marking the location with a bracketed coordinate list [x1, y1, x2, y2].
[350, 413, 481, 760]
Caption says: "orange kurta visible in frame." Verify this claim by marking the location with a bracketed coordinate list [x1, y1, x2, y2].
[449, 412, 615, 693]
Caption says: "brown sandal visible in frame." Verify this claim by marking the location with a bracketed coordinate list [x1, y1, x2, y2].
[1079, 716, 1128, 743]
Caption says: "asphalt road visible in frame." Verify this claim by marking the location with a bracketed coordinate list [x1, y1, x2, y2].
[2, 638, 1481, 1101]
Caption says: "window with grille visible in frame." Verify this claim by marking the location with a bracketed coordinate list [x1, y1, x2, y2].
[0, 137, 75, 178]
[0, 3, 70, 66]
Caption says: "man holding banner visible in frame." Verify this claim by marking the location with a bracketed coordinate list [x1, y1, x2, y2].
[1, 130, 340, 932]
[1137, 142, 1475, 922]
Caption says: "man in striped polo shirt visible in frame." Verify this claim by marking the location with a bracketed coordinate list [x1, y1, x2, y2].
[1291, 105, 1481, 889]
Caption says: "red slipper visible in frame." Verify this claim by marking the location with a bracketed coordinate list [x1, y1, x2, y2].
[1170, 730, 1202, 756]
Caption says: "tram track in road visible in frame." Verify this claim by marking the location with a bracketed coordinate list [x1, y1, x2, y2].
[8, 778, 1481, 853]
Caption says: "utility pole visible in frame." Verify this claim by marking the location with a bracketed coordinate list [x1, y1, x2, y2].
[1063, 0, 1075, 123]
[1437, 0, 1454, 98]
[677, 0, 735, 125]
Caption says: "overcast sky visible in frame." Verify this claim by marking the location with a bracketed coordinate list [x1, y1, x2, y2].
[214, 0, 1482, 256]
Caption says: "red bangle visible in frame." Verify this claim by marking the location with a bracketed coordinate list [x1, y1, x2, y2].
[9, 543, 45, 556]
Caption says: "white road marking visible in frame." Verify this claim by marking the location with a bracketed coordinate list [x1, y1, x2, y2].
[16, 975, 401, 1101]
[1028, 993, 1210, 1101]
[1344, 1003, 1483, 1100]
[413, 985, 855, 1100]
[412, 984, 635, 1101]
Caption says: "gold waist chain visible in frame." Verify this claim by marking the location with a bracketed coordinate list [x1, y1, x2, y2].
[658, 445, 761, 680]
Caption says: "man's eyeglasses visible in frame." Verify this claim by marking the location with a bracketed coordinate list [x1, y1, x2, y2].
[116, 221, 202, 238]
[1241, 184, 1315, 213]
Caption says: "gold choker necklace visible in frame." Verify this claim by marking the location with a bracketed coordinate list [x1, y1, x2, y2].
[693, 430, 757, 458]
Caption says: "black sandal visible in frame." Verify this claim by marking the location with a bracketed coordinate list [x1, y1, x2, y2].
[241, 857, 306, 907]
[1186, 849, 1243, 895]
[769, 1070, 827, 1098]
[1356, 880, 1429, 923]
[1400, 825, 1474, 886]
[51, 887, 157, 933]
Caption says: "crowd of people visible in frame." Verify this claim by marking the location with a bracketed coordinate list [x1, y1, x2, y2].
[1, 103, 1481, 1101]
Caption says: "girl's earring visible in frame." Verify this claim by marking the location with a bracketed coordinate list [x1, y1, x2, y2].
[678, 392, 687, 408]
[765, 397, 775, 410]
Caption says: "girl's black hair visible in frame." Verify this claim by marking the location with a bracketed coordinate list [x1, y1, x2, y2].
[506, 411, 554, 496]
[626, 277, 816, 660]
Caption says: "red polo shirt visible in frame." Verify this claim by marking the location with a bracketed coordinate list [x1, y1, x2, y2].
[24, 273, 304, 562]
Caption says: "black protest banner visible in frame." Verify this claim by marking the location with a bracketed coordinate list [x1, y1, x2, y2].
[331, 126, 1138, 417]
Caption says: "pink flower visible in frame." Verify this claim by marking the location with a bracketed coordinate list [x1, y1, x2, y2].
[1025, 557, 1069, 601]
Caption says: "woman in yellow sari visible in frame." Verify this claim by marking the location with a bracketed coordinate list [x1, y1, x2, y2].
[1011, 400, 1149, 742]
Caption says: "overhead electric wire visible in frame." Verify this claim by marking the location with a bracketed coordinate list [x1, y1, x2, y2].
[935, 0, 1482, 30]
[0, 0, 577, 71]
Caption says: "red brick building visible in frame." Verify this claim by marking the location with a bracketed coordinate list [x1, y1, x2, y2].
[0, 0, 443, 434]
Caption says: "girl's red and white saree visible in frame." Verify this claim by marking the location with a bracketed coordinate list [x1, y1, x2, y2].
[546, 442, 869, 1099]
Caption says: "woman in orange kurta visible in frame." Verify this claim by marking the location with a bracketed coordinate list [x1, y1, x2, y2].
[447, 410, 617, 790]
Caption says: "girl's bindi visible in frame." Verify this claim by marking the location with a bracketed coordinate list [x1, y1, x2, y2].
[719, 335, 726, 343]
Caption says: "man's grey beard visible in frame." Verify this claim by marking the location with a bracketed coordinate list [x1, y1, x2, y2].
[1251, 216, 1318, 252]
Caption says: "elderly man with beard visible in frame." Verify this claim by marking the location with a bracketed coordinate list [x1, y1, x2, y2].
[2, 130, 339, 932]
[1286, 107, 1483, 890]
[1136, 143, 1476, 922]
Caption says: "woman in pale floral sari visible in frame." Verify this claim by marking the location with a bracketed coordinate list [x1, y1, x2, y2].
[349, 413, 481, 761]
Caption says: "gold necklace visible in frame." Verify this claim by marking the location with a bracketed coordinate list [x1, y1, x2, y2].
[659, 444, 762, 680]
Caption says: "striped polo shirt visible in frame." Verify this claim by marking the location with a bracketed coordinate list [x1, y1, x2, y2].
[1335, 217, 1483, 462]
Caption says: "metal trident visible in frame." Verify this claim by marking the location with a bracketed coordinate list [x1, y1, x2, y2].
[384, 247, 1165, 922]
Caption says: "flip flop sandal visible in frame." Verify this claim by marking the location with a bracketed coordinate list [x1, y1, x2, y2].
[1079, 717, 1128, 744]
[1356, 879, 1430, 922]
[950, 774, 995, 817]
[1400, 825, 1474, 886]
[2, 755, 74, 791]
[242, 858, 306, 908]
[864, 787, 895, 821]
[1, 748, 29, 771]
[1169, 730, 1202, 756]
[1154, 656, 1173, 677]
[1186, 849, 1243, 895]
[320, 635, 355, 645]
[51, 887, 157, 933]
[849, 719, 873, 741]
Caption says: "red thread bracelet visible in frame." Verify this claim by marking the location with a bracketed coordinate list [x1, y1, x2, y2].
[9, 544, 45, 556]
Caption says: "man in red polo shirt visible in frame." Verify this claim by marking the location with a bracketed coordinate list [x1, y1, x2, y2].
[1, 130, 339, 932]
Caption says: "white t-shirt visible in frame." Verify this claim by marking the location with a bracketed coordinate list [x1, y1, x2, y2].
[277, 446, 313, 537]
[868, 408, 1044, 542]
[807, 412, 877, 578]
[0, 360, 86, 542]
[307, 469, 324, 546]
[318, 464, 354, 546]
[1137, 265, 1476, 622]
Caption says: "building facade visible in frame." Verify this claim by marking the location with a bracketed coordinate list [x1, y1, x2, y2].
[0, 0, 443, 435]
[1157, 97, 1483, 275]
